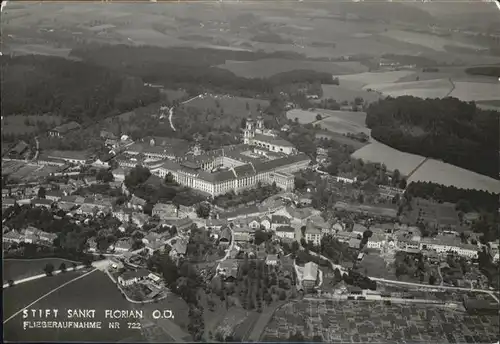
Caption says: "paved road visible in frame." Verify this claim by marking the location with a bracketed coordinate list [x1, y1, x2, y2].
[2, 265, 87, 288]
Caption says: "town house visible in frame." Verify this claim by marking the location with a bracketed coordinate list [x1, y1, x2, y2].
[271, 215, 291, 231]
[304, 222, 322, 246]
[275, 226, 295, 240]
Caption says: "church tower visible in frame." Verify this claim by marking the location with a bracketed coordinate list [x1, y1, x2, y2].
[243, 117, 254, 144]
[256, 114, 264, 134]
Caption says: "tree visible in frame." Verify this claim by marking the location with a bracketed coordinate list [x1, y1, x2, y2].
[294, 176, 307, 190]
[44, 263, 55, 276]
[196, 203, 211, 219]
[72, 262, 78, 271]
[279, 290, 287, 300]
[8, 279, 14, 287]
[38, 187, 46, 199]
[164, 172, 175, 184]
[429, 274, 436, 285]
[315, 114, 322, 121]
[96, 169, 114, 183]
[59, 262, 66, 272]
[246, 102, 250, 111]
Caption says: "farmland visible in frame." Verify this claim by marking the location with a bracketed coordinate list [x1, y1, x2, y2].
[3, 258, 81, 283]
[407, 159, 500, 194]
[321, 84, 382, 104]
[4, 270, 146, 342]
[336, 71, 415, 90]
[262, 300, 500, 343]
[316, 131, 369, 151]
[217, 59, 368, 78]
[363, 78, 453, 99]
[351, 140, 427, 176]
[1, 115, 62, 135]
[314, 110, 369, 136]
[286, 109, 324, 124]
[183, 94, 269, 119]
[1, 160, 61, 182]
[449, 81, 500, 102]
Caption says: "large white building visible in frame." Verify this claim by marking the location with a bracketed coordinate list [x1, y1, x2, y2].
[243, 115, 296, 155]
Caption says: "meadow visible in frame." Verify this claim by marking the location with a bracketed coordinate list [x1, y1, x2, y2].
[314, 110, 369, 136]
[407, 159, 500, 194]
[363, 78, 453, 99]
[184, 94, 269, 119]
[286, 109, 325, 124]
[3, 258, 81, 282]
[449, 81, 500, 102]
[217, 59, 368, 78]
[1, 115, 62, 135]
[321, 84, 382, 104]
[316, 132, 368, 150]
[351, 140, 427, 176]
[336, 71, 415, 90]
[4, 270, 146, 342]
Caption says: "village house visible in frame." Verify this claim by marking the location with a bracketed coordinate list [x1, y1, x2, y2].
[152, 203, 178, 220]
[366, 233, 386, 249]
[206, 218, 226, 231]
[348, 237, 362, 249]
[131, 212, 149, 228]
[118, 269, 149, 287]
[219, 226, 232, 246]
[260, 216, 272, 230]
[112, 167, 130, 182]
[113, 207, 133, 223]
[489, 241, 499, 262]
[304, 223, 322, 246]
[217, 259, 239, 280]
[233, 226, 254, 243]
[275, 226, 295, 240]
[271, 215, 291, 230]
[32, 198, 54, 209]
[3, 230, 23, 244]
[45, 190, 65, 202]
[169, 239, 188, 260]
[2, 198, 16, 209]
[48, 121, 81, 138]
[128, 195, 147, 211]
[265, 254, 279, 266]
[112, 238, 133, 253]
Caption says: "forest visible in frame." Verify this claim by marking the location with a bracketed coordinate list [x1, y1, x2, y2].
[0, 55, 160, 121]
[366, 96, 499, 178]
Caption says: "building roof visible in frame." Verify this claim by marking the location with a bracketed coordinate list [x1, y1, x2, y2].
[266, 254, 278, 261]
[271, 215, 290, 225]
[32, 198, 53, 205]
[10, 140, 29, 154]
[172, 239, 188, 255]
[275, 226, 295, 233]
[50, 121, 81, 134]
[120, 268, 150, 281]
[303, 261, 318, 281]
[253, 133, 295, 148]
[46, 150, 90, 161]
[220, 227, 232, 241]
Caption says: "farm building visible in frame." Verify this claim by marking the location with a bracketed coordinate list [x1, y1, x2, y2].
[48, 121, 81, 138]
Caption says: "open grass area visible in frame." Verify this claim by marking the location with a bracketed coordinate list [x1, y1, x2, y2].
[321, 84, 382, 104]
[316, 131, 368, 150]
[262, 300, 500, 343]
[184, 94, 268, 119]
[315, 110, 369, 136]
[1, 115, 62, 135]
[217, 59, 368, 78]
[363, 78, 453, 99]
[449, 81, 500, 102]
[286, 109, 324, 124]
[351, 140, 426, 176]
[336, 71, 415, 90]
[355, 252, 395, 280]
[3, 258, 81, 283]
[408, 158, 500, 194]
[4, 270, 146, 342]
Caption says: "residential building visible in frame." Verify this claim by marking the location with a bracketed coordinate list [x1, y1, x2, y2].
[233, 226, 254, 242]
[420, 236, 478, 259]
[302, 262, 319, 291]
[275, 226, 295, 240]
[45, 190, 64, 202]
[265, 254, 279, 266]
[112, 238, 132, 253]
[271, 215, 291, 230]
[32, 198, 54, 209]
[304, 223, 322, 246]
[112, 167, 131, 182]
[219, 227, 231, 246]
[169, 239, 188, 260]
[46, 150, 90, 165]
[48, 121, 81, 138]
[131, 212, 149, 227]
[217, 259, 239, 280]
[3, 230, 23, 244]
[152, 203, 178, 220]
[128, 195, 146, 211]
[113, 208, 133, 223]
[243, 116, 297, 155]
[2, 198, 16, 209]
[117, 269, 149, 287]
[86, 237, 98, 253]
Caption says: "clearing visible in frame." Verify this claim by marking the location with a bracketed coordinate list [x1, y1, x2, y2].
[217, 59, 368, 78]
[3, 258, 81, 283]
[407, 159, 500, 194]
[336, 71, 415, 90]
[351, 140, 426, 176]
[321, 84, 382, 104]
[184, 94, 269, 118]
[286, 109, 325, 125]
[314, 110, 369, 136]
[363, 78, 453, 99]
[449, 81, 500, 102]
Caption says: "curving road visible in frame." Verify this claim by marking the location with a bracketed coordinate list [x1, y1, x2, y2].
[168, 95, 201, 132]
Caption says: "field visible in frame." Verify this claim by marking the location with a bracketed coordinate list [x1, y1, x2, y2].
[1, 160, 60, 182]
[380, 30, 484, 52]
[286, 109, 323, 124]
[160, 88, 188, 102]
[184, 94, 269, 118]
[262, 300, 500, 343]
[404, 198, 463, 231]
[449, 81, 500, 102]
[1, 115, 62, 135]
[363, 78, 453, 99]
[321, 84, 382, 104]
[351, 140, 427, 176]
[336, 71, 415, 90]
[3, 258, 81, 283]
[3, 43, 72, 58]
[217, 59, 368, 78]
[316, 131, 369, 150]
[4, 270, 146, 342]
[354, 251, 396, 280]
[407, 159, 500, 194]
[314, 110, 369, 136]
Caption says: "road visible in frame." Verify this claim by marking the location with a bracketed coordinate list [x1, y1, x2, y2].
[32, 136, 40, 161]
[2, 264, 87, 288]
[217, 228, 235, 262]
[168, 95, 201, 132]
